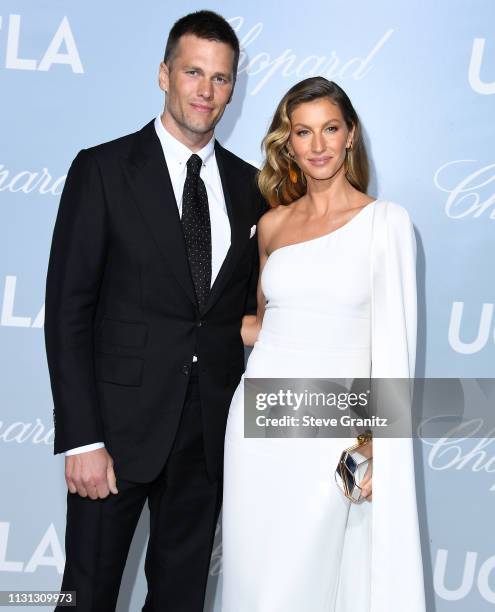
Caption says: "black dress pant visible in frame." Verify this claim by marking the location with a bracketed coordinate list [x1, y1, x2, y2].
[56, 363, 222, 612]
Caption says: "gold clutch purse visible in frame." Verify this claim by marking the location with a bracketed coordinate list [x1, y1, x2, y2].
[334, 429, 373, 502]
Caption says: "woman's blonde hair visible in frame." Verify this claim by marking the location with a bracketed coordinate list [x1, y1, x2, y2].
[258, 77, 369, 207]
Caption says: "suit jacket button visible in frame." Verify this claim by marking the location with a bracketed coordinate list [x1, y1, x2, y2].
[182, 364, 190, 375]
[196, 320, 203, 327]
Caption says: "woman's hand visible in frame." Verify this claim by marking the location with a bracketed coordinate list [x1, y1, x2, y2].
[357, 439, 372, 501]
[241, 315, 261, 347]
[360, 453, 373, 502]
[357, 437, 372, 459]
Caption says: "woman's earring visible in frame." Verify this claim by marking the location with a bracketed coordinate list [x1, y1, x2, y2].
[288, 155, 298, 184]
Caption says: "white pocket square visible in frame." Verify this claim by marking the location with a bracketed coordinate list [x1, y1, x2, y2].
[250, 224, 256, 238]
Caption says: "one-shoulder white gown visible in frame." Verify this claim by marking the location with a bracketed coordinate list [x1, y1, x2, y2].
[221, 200, 426, 612]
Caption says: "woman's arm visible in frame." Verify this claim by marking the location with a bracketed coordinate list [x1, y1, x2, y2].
[241, 213, 272, 346]
[240, 315, 260, 347]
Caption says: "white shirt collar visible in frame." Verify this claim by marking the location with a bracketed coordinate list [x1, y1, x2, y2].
[154, 115, 215, 169]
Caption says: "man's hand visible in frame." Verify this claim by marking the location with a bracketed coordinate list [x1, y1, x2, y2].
[65, 447, 118, 499]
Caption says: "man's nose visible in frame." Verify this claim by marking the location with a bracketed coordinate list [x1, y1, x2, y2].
[197, 77, 213, 99]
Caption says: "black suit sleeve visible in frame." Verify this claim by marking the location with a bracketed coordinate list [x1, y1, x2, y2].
[44, 149, 108, 454]
[244, 186, 269, 316]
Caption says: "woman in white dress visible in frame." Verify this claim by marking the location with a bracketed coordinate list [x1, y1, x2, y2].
[221, 77, 425, 612]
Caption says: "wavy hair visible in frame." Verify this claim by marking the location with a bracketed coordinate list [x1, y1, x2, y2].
[258, 77, 369, 207]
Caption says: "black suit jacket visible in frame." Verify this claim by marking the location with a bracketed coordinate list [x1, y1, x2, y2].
[44, 120, 266, 482]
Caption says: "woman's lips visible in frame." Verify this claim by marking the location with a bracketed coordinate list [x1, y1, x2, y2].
[308, 156, 333, 166]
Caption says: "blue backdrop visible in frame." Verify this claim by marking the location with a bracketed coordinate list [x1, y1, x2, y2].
[1, 1, 494, 610]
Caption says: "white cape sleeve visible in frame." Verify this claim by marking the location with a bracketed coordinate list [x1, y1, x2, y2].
[369, 200, 426, 611]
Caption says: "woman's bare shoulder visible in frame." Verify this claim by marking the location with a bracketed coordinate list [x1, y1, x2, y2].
[258, 204, 290, 236]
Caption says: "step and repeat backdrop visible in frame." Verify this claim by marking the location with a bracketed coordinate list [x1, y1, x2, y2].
[1, 1, 494, 610]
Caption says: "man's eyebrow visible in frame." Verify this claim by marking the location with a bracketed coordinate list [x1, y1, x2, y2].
[183, 66, 232, 80]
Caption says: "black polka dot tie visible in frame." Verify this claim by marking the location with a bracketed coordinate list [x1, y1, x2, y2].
[181, 154, 212, 309]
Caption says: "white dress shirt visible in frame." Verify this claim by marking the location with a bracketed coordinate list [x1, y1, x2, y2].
[65, 116, 231, 456]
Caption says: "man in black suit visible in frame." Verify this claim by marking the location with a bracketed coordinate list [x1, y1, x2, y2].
[44, 10, 266, 611]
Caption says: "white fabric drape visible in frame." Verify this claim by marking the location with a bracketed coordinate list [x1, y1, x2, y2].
[338, 201, 426, 611]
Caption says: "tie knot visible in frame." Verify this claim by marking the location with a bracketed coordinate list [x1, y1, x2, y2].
[187, 154, 203, 177]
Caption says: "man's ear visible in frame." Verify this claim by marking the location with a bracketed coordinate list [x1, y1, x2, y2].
[226, 79, 235, 104]
[158, 61, 169, 93]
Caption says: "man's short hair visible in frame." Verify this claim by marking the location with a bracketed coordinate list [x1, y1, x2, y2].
[164, 10, 240, 82]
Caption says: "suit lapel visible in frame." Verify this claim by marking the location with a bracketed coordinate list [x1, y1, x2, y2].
[121, 121, 196, 306]
[201, 141, 251, 316]
[121, 123, 252, 314]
